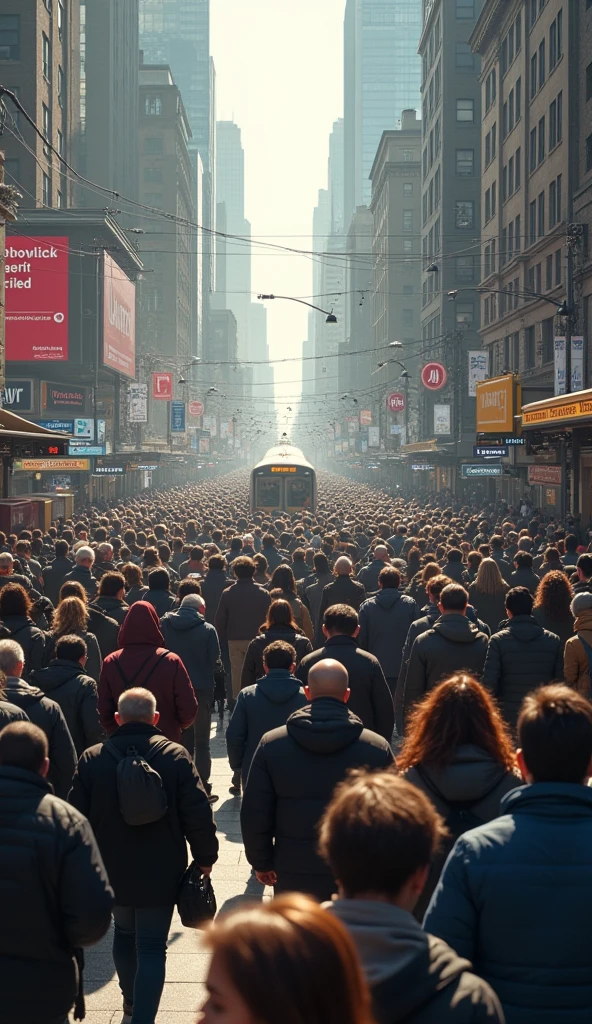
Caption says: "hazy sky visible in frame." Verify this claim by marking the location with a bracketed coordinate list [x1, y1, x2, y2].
[211, 0, 344, 412]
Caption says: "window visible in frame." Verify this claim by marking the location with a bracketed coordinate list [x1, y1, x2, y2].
[423, 147, 428, 178]
[509, 89, 515, 131]
[556, 173, 562, 222]
[57, 129, 63, 156]
[402, 309, 413, 328]
[42, 172, 51, 207]
[509, 24, 515, 63]
[403, 210, 413, 231]
[58, 1, 64, 41]
[42, 104, 51, 157]
[546, 254, 553, 290]
[555, 248, 562, 284]
[453, 149, 471, 179]
[508, 156, 514, 195]
[503, 101, 508, 138]
[0, 15, 20, 60]
[549, 9, 563, 70]
[144, 136, 163, 154]
[403, 183, 413, 196]
[435, 167, 441, 207]
[529, 199, 537, 244]
[557, 90, 563, 141]
[529, 0, 538, 27]
[538, 191, 545, 237]
[515, 147, 522, 189]
[492, 180, 497, 217]
[549, 179, 557, 228]
[57, 65, 64, 108]
[403, 240, 413, 253]
[538, 40, 545, 88]
[485, 187, 491, 223]
[536, 262, 542, 294]
[525, 326, 536, 368]
[530, 127, 537, 172]
[501, 227, 507, 268]
[403, 149, 414, 161]
[145, 95, 162, 116]
[516, 77, 522, 120]
[455, 201, 474, 228]
[516, 12, 522, 51]
[502, 164, 508, 202]
[549, 98, 557, 148]
[531, 53, 537, 98]
[538, 116, 545, 163]
[492, 122, 497, 158]
[515, 214, 521, 251]
[501, 37, 508, 77]
[508, 219, 514, 259]
[456, 99, 474, 122]
[485, 69, 496, 108]
[42, 33, 51, 81]
[485, 131, 491, 165]
[587, 63, 592, 102]
[456, 0, 474, 18]
[422, 191, 428, 226]
[456, 43, 474, 68]
[57, 189, 65, 209]
[456, 256, 474, 281]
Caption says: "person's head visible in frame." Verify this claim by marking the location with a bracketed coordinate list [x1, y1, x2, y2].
[270, 565, 296, 593]
[207, 553, 227, 573]
[305, 659, 350, 703]
[0, 638, 24, 678]
[322, 604, 359, 639]
[53, 595, 89, 636]
[318, 770, 447, 911]
[0, 552, 14, 576]
[420, 561, 441, 585]
[264, 599, 300, 632]
[378, 567, 400, 590]
[571, 591, 592, 620]
[143, 546, 161, 568]
[201, 894, 373, 1024]
[55, 539, 70, 558]
[517, 684, 592, 784]
[313, 552, 330, 575]
[373, 545, 389, 562]
[233, 556, 256, 580]
[445, 548, 462, 563]
[122, 563, 143, 589]
[505, 586, 534, 618]
[114, 687, 160, 728]
[577, 553, 592, 582]
[98, 571, 126, 600]
[514, 550, 533, 569]
[180, 593, 206, 615]
[398, 673, 515, 773]
[54, 633, 87, 667]
[533, 570, 573, 619]
[177, 579, 202, 601]
[97, 542, 114, 563]
[75, 546, 95, 569]
[490, 535, 504, 552]
[475, 557, 507, 595]
[262, 534, 276, 550]
[147, 568, 170, 592]
[334, 556, 353, 577]
[262, 640, 297, 674]
[0, 582, 32, 620]
[438, 583, 468, 615]
[292, 548, 306, 565]
[190, 546, 205, 562]
[0, 721, 49, 777]
[544, 547, 561, 563]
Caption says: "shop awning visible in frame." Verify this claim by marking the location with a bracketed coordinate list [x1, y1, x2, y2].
[0, 409, 70, 437]
[522, 389, 592, 429]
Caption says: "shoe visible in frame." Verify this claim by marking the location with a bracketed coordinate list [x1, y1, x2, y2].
[208, 793, 219, 804]
[229, 770, 241, 795]
[121, 1000, 133, 1024]
[204, 781, 219, 805]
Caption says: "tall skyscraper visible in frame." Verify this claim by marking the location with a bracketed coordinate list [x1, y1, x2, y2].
[344, 0, 422, 224]
[214, 121, 251, 359]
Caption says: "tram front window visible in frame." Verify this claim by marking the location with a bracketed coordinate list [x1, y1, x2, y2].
[256, 477, 281, 507]
[287, 477, 311, 508]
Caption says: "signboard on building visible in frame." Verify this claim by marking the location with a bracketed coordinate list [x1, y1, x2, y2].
[1, 379, 33, 413]
[386, 392, 406, 412]
[103, 253, 136, 379]
[474, 445, 509, 458]
[189, 400, 204, 418]
[468, 351, 489, 396]
[528, 465, 562, 485]
[421, 362, 447, 390]
[368, 426, 380, 448]
[572, 337, 584, 393]
[152, 372, 173, 400]
[94, 465, 125, 475]
[43, 383, 87, 411]
[433, 404, 451, 435]
[5, 237, 69, 362]
[475, 374, 519, 433]
[554, 336, 566, 396]
[170, 400, 186, 433]
[522, 391, 592, 427]
[38, 419, 73, 433]
[72, 418, 94, 440]
[360, 409, 372, 426]
[411, 464, 435, 471]
[14, 458, 90, 472]
[128, 383, 148, 423]
[461, 463, 503, 477]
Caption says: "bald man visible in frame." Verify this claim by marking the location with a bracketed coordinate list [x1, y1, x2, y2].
[317, 556, 366, 632]
[241, 657, 393, 902]
[357, 544, 391, 594]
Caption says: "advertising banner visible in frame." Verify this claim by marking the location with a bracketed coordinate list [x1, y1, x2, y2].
[1, 379, 33, 412]
[5, 236, 69, 362]
[461, 463, 503, 477]
[103, 253, 136, 379]
[43, 383, 87, 411]
[170, 400, 186, 433]
[152, 372, 173, 400]
[368, 426, 380, 448]
[434, 404, 451, 435]
[554, 336, 566, 396]
[360, 409, 372, 426]
[421, 362, 447, 390]
[386, 392, 406, 412]
[468, 351, 489, 396]
[475, 374, 517, 433]
[73, 418, 94, 440]
[38, 419, 73, 433]
[14, 458, 90, 472]
[128, 383, 148, 423]
[528, 465, 562, 485]
[571, 336, 584, 393]
[189, 400, 204, 418]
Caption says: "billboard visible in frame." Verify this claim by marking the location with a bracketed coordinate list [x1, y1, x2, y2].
[434, 404, 451, 435]
[43, 382, 87, 410]
[5, 236, 69, 361]
[103, 252, 136, 379]
[475, 374, 518, 433]
[153, 372, 173, 400]
[2, 379, 33, 412]
[128, 383, 148, 422]
[171, 400, 186, 433]
[468, 351, 488, 397]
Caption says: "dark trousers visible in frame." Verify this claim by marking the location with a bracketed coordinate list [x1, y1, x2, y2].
[275, 873, 336, 903]
[181, 691, 212, 783]
[112, 905, 174, 1024]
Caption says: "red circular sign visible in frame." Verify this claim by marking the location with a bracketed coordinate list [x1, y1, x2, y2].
[386, 392, 406, 412]
[421, 362, 447, 390]
[188, 400, 204, 417]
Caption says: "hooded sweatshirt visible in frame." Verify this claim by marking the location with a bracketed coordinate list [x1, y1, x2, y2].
[160, 606, 220, 695]
[31, 659, 104, 755]
[326, 900, 504, 1024]
[226, 670, 308, 783]
[404, 615, 489, 719]
[358, 589, 417, 679]
[97, 601, 197, 742]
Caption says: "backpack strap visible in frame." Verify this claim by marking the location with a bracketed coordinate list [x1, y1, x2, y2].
[104, 736, 168, 764]
[112, 650, 168, 690]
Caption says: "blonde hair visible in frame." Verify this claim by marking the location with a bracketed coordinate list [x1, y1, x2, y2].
[474, 558, 508, 596]
[52, 596, 89, 637]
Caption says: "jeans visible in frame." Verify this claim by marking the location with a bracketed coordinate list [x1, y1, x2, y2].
[112, 905, 174, 1024]
[181, 691, 212, 783]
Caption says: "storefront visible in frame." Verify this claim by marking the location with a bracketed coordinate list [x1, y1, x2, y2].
[11, 457, 90, 500]
[521, 389, 592, 521]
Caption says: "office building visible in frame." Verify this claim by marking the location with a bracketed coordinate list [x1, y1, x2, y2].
[214, 121, 251, 359]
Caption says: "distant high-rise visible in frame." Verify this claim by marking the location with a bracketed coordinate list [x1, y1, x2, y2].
[214, 121, 251, 360]
[328, 118, 345, 234]
[344, 0, 422, 223]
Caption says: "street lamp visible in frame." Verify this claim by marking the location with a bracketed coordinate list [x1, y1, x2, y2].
[257, 293, 337, 323]
[177, 356, 201, 385]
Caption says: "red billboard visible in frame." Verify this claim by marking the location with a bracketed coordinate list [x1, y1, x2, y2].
[5, 236, 69, 361]
[153, 372, 173, 400]
[103, 252, 136, 379]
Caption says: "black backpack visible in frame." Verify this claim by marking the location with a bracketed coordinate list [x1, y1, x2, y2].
[105, 738, 169, 826]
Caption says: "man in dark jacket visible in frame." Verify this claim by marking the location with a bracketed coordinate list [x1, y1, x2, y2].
[425, 684, 592, 1024]
[358, 566, 417, 696]
[160, 594, 220, 796]
[320, 770, 504, 1024]
[91, 571, 129, 625]
[143, 567, 176, 617]
[200, 554, 230, 624]
[482, 586, 564, 730]
[63, 546, 98, 599]
[403, 584, 489, 722]
[261, 534, 287, 571]
[297, 604, 394, 741]
[241, 658, 393, 900]
[91, 542, 117, 580]
[490, 535, 513, 583]
[317, 556, 366, 630]
[356, 544, 391, 594]
[0, 551, 34, 593]
[31, 634, 104, 756]
[573, 552, 592, 594]
[440, 549, 467, 584]
[41, 539, 73, 604]
[70, 687, 218, 1024]
[226, 639, 307, 787]
[214, 556, 271, 703]
[0, 721, 113, 1024]
[0, 638, 77, 798]
[509, 551, 541, 594]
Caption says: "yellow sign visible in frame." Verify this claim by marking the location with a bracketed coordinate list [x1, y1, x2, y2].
[476, 374, 519, 433]
[14, 458, 90, 472]
[522, 388, 592, 427]
[271, 466, 296, 473]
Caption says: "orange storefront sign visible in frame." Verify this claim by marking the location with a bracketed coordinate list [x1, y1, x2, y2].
[476, 374, 520, 434]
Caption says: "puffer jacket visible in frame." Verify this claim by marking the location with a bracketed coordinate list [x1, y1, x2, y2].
[91, 595, 129, 626]
[564, 604, 592, 696]
[241, 626, 312, 690]
[425, 783, 592, 1024]
[482, 615, 564, 729]
[226, 670, 308, 784]
[30, 658, 104, 755]
[467, 583, 510, 634]
[160, 606, 220, 697]
[403, 615, 489, 720]
[2, 677, 77, 798]
[358, 589, 417, 680]
[0, 614, 46, 681]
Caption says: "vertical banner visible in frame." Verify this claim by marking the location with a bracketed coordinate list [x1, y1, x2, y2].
[468, 351, 488, 396]
[5, 236, 69, 361]
[152, 372, 173, 400]
[368, 426, 380, 448]
[128, 383, 148, 422]
[571, 336, 584, 394]
[434, 404, 451, 434]
[554, 336, 566, 396]
[103, 252, 136, 378]
[170, 400, 186, 433]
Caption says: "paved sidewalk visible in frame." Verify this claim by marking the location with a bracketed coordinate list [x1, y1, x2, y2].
[78, 712, 263, 1024]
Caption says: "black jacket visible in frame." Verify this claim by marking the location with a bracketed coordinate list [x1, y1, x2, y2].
[357, 559, 389, 594]
[42, 554, 74, 604]
[92, 595, 129, 626]
[241, 626, 313, 689]
[200, 568, 231, 625]
[86, 604, 121, 659]
[3, 677, 77, 798]
[482, 615, 564, 729]
[70, 722, 218, 906]
[404, 615, 489, 720]
[358, 590, 417, 679]
[440, 561, 467, 584]
[509, 566, 541, 594]
[143, 588, 176, 618]
[0, 614, 46, 681]
[0, 699, 29, 729]
[226, 670, 308, 783]
[297, 635, 394, 740]
[318, 575, 366, 627]
[125, 583, 149, 605]
[160, 607, 220, 696]
[45, 627, 102, 683]
[0, 766, 113, 1024]
[31, 659, 104, 756]
[63, 564, 98, 599]
[241, 697, 393, 893]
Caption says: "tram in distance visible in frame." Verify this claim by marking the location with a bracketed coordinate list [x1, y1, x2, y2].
[250, 444, 317, 513]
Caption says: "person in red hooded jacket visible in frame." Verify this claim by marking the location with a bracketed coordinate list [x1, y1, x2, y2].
[98, 601, 197, 743]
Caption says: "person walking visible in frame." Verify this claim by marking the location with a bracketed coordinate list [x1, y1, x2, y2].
[240, 599, 312, 689]
[565, 592, 592, 696]
[200, 554, 230, 625]
[143, 568, 176, 617]
[214, 556, 271, 704]
[268, 564, 314, 641]
[46, 593, 103, 682]
[532, 569, 574, 649]
[0, 582, 46, 681]
[317, 557, 366, 630]
[31, 634, 104, 756]
[70, 687, 218, 1024]
[91, 571, 129, 626]
[509, 551, 541, 594]
[356, 544, 391, 594]
[467, 559, 510, 634]
[241, 658, 393, 900]
[357, 566, 417, 697]
[63, 546, 99, 599]
[41, 538, 73, 605]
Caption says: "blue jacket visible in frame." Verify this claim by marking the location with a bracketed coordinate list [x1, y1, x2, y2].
[425, 783, 592, 1024]
[226, 670, 307, 784]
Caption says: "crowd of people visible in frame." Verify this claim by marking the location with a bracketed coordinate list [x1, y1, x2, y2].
[2, 471, 592, 1024]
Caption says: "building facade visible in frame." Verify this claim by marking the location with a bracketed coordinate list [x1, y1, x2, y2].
[213, 121, 251, 360]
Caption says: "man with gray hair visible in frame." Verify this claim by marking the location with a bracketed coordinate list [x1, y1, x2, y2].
[70, 685, 218, 1024]
[93, 542, 116, 580]
[0, 638, 76, 797]
[160, 592, 221, 800]
[63, 546, 98, 599]
[0, 551, 33, 593]
[317, 555, 366, 631]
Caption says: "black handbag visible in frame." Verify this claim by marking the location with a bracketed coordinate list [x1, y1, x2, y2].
[177, 862, 217, 928]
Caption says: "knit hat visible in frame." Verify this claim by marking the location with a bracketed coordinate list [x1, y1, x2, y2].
[571, 592, 592, 617]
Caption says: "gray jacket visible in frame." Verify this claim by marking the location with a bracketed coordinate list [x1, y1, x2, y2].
[160, 607, 220, 696]
[358, 589, 417, 679]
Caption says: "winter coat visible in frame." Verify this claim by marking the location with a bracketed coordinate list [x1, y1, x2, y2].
[143, 588, 176, 617]
[357, 559, 390, 594]
[440, 561, 467, 584]
[30, 658, 104, 755]
[358, 589, 418, 680]
[86, 604, 121, 659]
[482, 615, 564, 730]
[70, 721, 218, 907]
[226, 670, 308, 783]
[403, 615, 489, 720]
[261, 546, 288, 571]
[0, 614, 46, 681]
[467, 583, 510, 634]
[63, 563, 98, 599]
[91, 595, 129, 626]
[564, 606, 592, 696]
[0, 571, 33, 594]
[297, 635, 394, 740]
[92, 559, 117, 580]
[509, 566, 541, 594]
[98, 601, 197, 742]
[160, 606, 220, 697]
[200, 568, 231, 625]
[214, 578, 271, 642]
[318, 575, 366, 626]
[327, 899, 504, 1024]
[241, 626, 313, 690]
[269, 588, 314, 641]
[41, 554, 74, 605]
[241, 696, 393, 896]
[490, 553, 513, 583]
[425, 783, 592, 1024]
[303, 571, 335, 643]
[45, 627, 102, 683]
[3, 677, 77, 798]
[532, 604, 574, 649]
[0, 699, 28, 729]
[0, 766, 113, 1024]
[125, 583, 149, 605]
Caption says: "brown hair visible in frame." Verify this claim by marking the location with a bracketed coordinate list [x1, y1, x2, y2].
[59, 580, 87, 604]
[263, 599, 299, 632]
[203, 894, 374, 1024]
[426, 573, 452, 601]
[533, 569, 573, 620]
[0, 583, 32, 619]
[122, 563, 143, 588]
[420, 562, 441, 585]
[52, 596, 89, 637]
[397, 673, 516, 772]
[518, 684, 592, 783]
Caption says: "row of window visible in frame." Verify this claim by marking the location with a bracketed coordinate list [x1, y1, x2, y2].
[530, 9, 562, 100]
[528, 92, 563, 173]
[500, 11, 522, 78]
[484, 181, 497, 224]
[501, 147, 522, 202]
[422, 168, 441, 225]
[501, 214, 522, 266]
[502, 77, 522, 139]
